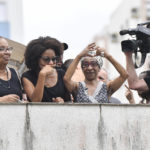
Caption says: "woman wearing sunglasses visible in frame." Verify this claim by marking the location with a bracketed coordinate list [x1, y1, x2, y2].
[64, 43, 128, 103]
[22, 36, 71, 103]
[0, 37, 23, 102]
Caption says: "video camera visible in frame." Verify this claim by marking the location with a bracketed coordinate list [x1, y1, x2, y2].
[120, 21, 150, 68]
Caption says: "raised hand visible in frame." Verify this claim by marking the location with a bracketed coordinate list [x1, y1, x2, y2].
[78, 43, 96, 58]
[95, 46, 108, 58]
[125, 84, 135, 104]
[40, 65, 55, 77]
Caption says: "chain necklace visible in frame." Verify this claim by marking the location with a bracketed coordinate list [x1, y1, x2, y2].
[0, 68, 10, 89]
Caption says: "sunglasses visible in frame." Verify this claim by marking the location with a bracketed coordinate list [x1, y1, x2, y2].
[0, 46, 13, 52]
[41, 56, 59, 63]
[82, 61, 98, 68]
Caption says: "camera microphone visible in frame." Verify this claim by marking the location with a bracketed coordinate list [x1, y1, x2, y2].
[119, 30, 129, 35]
[120, 28, 138, 36]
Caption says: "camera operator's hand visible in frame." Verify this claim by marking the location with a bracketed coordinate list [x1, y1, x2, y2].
[123, 45, 150, 93]
[123, 51, 133, 57]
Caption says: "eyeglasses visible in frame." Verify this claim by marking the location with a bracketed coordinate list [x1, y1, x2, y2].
[0, 47, 13, 52]
[41, 56, 58, 63]
[82, 61, 98, 68]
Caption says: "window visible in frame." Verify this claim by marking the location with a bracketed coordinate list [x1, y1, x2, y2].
[146, 8, 150, 20]
[0, 2, 9, 38]
[0, 22, 10, 37]
[0, 2, 7, 21]
[111, 33, 118, 43]
[131, 8, 139, 19]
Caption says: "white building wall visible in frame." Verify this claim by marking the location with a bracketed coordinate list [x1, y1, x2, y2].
[107, 0, 142, 77]
[109, 0, 142, 32]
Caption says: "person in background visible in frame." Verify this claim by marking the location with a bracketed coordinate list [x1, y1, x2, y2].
[62, 59, 85, 82]
[98, 68, 122, 104]
[97, 68, 109, 83]
[0, 37, 23, 102]
[22, 36, 71, 103]
[62, 59, 74, 72]
[64, 43, 128, 103]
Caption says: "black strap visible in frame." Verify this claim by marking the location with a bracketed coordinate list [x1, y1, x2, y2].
[134, 52, 147, 68]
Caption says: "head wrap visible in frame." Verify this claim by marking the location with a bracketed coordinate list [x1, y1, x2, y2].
[81, 56, 103, 68]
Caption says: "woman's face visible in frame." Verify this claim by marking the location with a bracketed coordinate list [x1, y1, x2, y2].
[39, 49, 57, 69]
[0, 38, 12, 66]
[81, 57, 100, 81]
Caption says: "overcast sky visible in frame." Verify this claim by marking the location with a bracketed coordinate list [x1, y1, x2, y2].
[23, 0, 123, 60]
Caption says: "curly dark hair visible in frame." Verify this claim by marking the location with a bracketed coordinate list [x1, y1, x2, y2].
[25, 36, 63, 72]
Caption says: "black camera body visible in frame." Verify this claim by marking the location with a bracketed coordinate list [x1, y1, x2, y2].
[120, 21, 150, 68]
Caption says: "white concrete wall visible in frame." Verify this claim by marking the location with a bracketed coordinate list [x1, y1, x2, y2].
[0, 103, 150, 150]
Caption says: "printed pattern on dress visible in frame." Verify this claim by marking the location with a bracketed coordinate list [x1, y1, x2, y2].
[76, 81, 109, 103]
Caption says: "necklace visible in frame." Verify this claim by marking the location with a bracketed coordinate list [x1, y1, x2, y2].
[0, 68, 10, 89]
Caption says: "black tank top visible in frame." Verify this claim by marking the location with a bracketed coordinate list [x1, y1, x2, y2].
[0, 68, 22, 99]
[22, 69, 71, 102]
